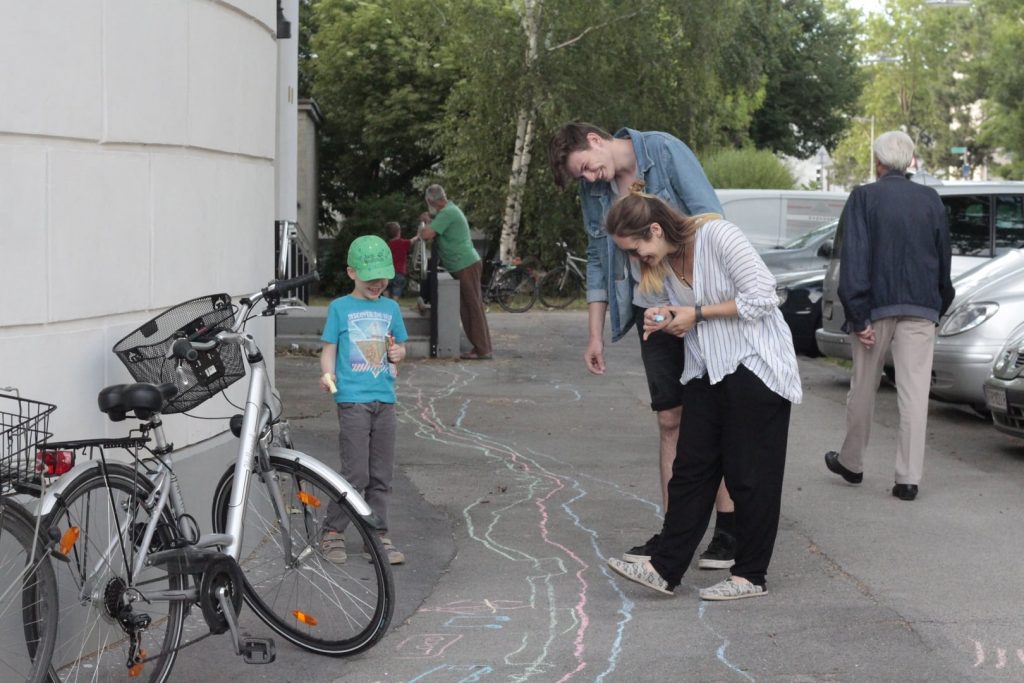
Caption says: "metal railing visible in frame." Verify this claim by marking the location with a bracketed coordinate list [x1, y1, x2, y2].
[274, 220, 316, 302]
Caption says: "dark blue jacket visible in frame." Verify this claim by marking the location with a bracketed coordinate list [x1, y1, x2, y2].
[838, 172, 955, 333]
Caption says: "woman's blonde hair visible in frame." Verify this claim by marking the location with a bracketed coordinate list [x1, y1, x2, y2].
[605, 188, 720, 294]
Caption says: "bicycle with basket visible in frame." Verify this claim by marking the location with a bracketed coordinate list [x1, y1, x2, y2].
[0, 390, 59, 683]
[35, 274, 394, 682]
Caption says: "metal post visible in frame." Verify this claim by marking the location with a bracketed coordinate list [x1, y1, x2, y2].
[428, 241, 439, 358]
[869, 115, 876, 182]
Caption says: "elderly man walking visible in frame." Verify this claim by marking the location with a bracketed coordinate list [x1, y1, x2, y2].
[824, 131, 955, 501]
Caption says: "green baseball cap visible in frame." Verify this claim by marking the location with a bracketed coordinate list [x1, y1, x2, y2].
[347, 235, 395, 281]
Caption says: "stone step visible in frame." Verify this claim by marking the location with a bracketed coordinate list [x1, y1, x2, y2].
[276, 304, 430, 337]
[275, 334, 433, 359]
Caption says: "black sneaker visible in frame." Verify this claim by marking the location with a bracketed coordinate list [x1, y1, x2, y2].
[698, 531, 736, 570]
[622, 533, 660, 563]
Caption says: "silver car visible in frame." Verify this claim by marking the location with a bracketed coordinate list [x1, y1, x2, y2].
[984, 322, 1024, 437]
[816, 181, 1024, 360]
[931, 249, 1024, 413]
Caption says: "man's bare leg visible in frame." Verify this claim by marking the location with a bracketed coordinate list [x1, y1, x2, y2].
[656, 406, 682, 511]
[715, 481, 734, 513]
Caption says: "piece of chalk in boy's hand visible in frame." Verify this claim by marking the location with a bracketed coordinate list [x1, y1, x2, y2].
[323, 373, 337, 394]
[653, 314, 665, 323]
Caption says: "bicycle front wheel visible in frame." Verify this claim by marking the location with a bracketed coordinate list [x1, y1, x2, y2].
[538, 266, 583, 309]
[45, 464, 186, 683]
[0, 498, 58, 683]
[495, 267, 537, 313]
[211, 456, 394, 656]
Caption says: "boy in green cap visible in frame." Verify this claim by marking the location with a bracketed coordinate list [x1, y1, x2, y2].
[319, 234, 410, 564]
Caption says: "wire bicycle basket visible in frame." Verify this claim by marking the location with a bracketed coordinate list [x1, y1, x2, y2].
[0, 392, 56, 494]
[112, 293, 244, 414]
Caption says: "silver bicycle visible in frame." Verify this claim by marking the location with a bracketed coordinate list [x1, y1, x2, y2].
[0, 390, 59, 683]
[36, 275, 394, 682]
[538, 240, 586, 309]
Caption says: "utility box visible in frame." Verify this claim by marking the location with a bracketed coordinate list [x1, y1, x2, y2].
[433, 272, 461, 359]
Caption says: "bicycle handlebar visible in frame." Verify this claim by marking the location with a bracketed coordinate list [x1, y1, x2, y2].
[264, 271, 319, 298]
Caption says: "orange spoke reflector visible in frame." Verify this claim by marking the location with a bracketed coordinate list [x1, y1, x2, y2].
[60, 527, 80, 556]
[297, 491, 321, 508]
[128, 662, 144, 677]
[293, 610, 318, 626]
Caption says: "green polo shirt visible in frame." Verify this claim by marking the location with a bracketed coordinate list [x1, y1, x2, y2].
[431, 202, 480, 273]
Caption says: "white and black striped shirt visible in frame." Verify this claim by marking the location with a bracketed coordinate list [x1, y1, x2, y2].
[667, 219, 802, 404]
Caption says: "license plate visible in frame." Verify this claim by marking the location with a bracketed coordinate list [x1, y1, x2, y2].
[984, 385, 1007, 412]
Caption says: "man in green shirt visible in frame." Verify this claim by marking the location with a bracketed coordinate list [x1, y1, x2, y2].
[419, 184, 492, 359]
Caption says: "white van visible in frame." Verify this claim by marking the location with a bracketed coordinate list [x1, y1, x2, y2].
[716, 189, 849, 249]
[815, 181, 1024, 360]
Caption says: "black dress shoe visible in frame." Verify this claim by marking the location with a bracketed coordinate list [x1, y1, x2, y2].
[824, 451, 863, 484]
[892, 484, 918, 501]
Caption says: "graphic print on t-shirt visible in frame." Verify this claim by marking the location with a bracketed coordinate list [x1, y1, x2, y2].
[347, 311, 392, 377]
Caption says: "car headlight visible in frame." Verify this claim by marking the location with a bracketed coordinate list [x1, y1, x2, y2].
[938, 302, 999, 337]
[776, 286, 788, 307]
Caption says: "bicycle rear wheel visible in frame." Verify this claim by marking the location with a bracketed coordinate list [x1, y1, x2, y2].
[45, 464, 186, 683]
[538, 266, 583, 309]
[0, 498, 57, 683]
[211, 455, 394, 656]
[495, 266, 537, 313]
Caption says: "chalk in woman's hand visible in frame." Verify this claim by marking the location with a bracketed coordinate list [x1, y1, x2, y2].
[653, 314, 665, 323]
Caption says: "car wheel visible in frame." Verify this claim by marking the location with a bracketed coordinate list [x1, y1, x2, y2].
[803, 311, 823, 357]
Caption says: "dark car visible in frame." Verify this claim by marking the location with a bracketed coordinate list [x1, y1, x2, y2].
[759, 220, 837, 273]
[774, 268, 828, 356]
[760, 220, 837, 356]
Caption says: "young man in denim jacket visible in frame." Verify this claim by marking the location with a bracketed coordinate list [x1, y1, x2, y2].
[548, 122, 736, 568]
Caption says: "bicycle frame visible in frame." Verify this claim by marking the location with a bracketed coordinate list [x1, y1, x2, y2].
[36, 297, 373, 591]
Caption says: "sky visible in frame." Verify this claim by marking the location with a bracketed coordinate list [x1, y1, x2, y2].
[847, 0, 886, 15]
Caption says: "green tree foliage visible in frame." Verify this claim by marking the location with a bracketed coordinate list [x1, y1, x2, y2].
[831, 0, 980, 186]
[308, 0, 461, 228]
[974, 0, 1024, 178]
[703, 149, 796, 190]
[299, 0, 878, 267]
[433, 0, 766, 265]
[749, 0, 863, 158]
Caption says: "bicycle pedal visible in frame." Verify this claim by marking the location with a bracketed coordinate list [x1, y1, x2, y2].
[241, 637, 275, 665]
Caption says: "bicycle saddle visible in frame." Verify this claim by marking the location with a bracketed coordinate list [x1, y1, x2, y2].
[98, 383, 179, 421]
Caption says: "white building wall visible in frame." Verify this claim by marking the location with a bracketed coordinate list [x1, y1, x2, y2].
[0, 1, 279, 474]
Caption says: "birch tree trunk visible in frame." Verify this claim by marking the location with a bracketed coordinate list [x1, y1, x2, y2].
[498, 0, 541, 263]
[498, 107, 536, 262]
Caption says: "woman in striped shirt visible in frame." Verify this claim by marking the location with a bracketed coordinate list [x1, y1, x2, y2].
[604, 191, 802, 601]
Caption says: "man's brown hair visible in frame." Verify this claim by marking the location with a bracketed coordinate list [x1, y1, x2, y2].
[548, 122, 613, 191]
[385, 221, 401, 239]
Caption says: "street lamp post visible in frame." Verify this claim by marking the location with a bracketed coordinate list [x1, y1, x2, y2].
[854, 115, 876, 181]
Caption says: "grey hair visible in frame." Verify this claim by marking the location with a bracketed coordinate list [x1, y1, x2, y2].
[425, 184, 447, 203]
[873, 131, 915, 173]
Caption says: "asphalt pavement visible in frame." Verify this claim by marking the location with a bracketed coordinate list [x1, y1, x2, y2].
[172, 308, 1024, 682]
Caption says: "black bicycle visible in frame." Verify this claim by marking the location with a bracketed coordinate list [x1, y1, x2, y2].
[483, 259, 537, 313]
[538, 241, 586, 309]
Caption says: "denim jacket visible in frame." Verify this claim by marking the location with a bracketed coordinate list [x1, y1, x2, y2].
[579, 128, 722, 341]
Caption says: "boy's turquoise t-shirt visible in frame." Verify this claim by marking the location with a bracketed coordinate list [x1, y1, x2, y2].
[321, 295, 409, 403]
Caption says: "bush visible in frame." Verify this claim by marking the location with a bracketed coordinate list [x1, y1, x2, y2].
[319, 193, 422, 296]
[703, 148, 795, 189]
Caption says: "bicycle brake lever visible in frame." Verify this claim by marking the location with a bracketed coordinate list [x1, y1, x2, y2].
[272, 302, 308, 315]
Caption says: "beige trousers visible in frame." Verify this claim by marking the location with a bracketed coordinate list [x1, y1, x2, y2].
[837, 316, 936, 485]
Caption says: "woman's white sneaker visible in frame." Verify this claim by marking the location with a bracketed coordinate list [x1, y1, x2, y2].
[699, 577, 767, 601]
[607, 557, 673, 595]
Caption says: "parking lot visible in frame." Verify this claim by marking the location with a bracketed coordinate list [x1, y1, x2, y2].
[172, 309, 1024, 682]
